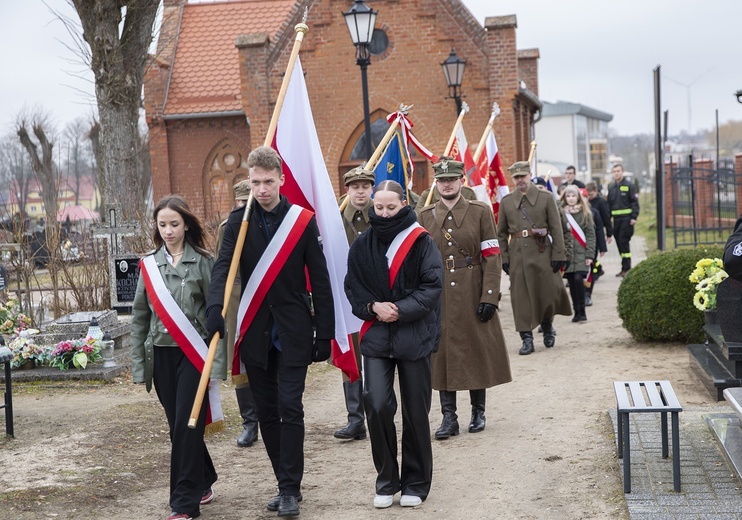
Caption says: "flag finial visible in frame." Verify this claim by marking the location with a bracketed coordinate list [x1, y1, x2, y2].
[399, 103, 413, 115]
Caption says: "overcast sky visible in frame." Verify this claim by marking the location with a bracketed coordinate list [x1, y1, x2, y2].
[2, 0, 741, 137]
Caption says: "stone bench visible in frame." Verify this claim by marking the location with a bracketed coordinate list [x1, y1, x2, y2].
[614, 380, 682, 493]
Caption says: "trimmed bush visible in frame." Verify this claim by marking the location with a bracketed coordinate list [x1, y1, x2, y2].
[617, 246, 724, 343]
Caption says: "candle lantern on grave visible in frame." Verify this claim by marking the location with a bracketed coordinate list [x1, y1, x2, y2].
[101, 332, 116, 368]
[86, 317, 103, 341]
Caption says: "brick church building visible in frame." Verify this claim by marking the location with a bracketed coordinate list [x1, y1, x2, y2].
[144, 0, 541, 226]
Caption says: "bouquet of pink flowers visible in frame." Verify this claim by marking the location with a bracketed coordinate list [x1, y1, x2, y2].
[49, 337, 102, 370]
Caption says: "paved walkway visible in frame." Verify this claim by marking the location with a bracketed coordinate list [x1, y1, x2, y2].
[604, 237, 742, 519]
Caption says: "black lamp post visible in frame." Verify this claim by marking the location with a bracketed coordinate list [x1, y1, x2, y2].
[735, 90, 742, 104]
[343, 0, 378, 161]
[441, 48, 467, 116]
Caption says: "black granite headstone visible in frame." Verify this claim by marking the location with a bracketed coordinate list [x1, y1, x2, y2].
[718, 278, 742, 343]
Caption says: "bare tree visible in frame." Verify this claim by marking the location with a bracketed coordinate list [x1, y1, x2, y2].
[62, 0, 160, 220]
[62, 118, 94, 206]
[0, 134, 32, 222]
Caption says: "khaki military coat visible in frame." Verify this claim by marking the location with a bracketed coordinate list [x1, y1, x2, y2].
[497, 184, 572, 331]
[419, 197, 512, 391]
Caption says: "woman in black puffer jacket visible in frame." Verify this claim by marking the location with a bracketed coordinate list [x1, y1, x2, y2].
[345, 180, 443, 510]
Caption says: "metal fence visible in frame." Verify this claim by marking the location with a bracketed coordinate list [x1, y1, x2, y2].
[668, 158, 740, 248]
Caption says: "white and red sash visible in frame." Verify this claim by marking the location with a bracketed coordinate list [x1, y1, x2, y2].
[359, 222, 428, 340]
[140, 254, 224, 426]
[233, 205, 314, 375]
[565, 212, 587, 249]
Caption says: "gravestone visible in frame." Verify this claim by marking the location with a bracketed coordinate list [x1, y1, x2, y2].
[91, 204, 141, 314]
[689, 278, 742, 400]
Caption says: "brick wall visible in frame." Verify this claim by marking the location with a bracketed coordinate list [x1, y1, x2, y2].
[145, 0, 540, 221]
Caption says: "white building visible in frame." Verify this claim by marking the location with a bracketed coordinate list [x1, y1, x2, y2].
[535, 101, 613, 185]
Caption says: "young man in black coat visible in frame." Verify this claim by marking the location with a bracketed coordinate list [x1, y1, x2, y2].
[207, 146, 334, 517]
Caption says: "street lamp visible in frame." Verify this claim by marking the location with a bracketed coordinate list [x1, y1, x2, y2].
[441, 48, 467, 116]
[735, 90, 742, 104]
[343, 0, 378, 161]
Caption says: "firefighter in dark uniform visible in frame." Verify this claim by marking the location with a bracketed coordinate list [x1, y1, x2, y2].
[606, 164, 639, 277]
[334, 166, 375, 440]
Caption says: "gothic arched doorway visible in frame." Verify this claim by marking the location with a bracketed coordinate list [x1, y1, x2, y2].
[203, 138, 249, 225]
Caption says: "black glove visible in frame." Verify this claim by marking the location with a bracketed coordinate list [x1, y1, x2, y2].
[502, 262, 509, 275]
[312, 339, 332, 362]
[206, 305, 225, 343]
[564, 260, 570, 271]
[477, 303, 497, 322]
[551, 260, 566, 273]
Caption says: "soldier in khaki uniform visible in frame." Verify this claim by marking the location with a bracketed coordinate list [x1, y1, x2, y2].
[496, 161, 572, 355]
[419, 159, 512, 440]
[415, 181, 478, 213]
[334, 167, 375, 440]
[215, 180, 258, 447]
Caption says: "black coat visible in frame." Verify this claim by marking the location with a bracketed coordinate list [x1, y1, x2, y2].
[207, 196, 334, 369]
[589, 194, 613, 238]
[344, 233, 443, 361]
[592, 206, 607, 254]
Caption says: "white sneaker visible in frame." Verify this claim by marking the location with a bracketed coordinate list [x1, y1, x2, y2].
[373, 494, 394, 508]
[400, 495, 422, 507]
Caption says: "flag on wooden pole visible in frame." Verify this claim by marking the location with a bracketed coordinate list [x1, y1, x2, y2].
[272, 57, 362, 382]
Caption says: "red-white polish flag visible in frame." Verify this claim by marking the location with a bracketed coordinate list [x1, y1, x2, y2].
[272, 57, 362, 382]
[453, 124, 489, 204]
[478, 129, 509, 218]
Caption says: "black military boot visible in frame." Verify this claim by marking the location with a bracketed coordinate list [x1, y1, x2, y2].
[577, 305, 587, 322]
[236, 385, 259, 447]
[468, 389, 486, 433]
[334, 380, 367, 440]
[435, 391, 459, 439]
[519, 331, 535, 355]
[541, 319, 556, 348]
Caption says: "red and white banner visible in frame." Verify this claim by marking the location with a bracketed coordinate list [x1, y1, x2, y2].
[140, 254, 223, 426]
[273, 57, 363, 382]
[384, 110, 439, 179]
[452, 124, 488, 204]
[565, 212, 587, 249]
[476, 129, 509, 220]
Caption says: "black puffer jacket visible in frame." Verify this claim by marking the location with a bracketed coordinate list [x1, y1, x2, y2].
[345, 233, 443, 361]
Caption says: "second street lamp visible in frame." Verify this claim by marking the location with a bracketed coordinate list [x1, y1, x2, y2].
[441, 48, 467, 116]
[343, 0, 378, 161]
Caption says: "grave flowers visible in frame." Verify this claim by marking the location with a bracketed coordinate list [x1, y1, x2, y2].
[8, 331, 45, 369]
[0, 298, 32, 335]
[689, 258, 728, 311]
[49, 337, 102, 370]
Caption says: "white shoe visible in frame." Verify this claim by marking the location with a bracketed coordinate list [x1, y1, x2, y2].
[400, 495, 422, 507]
[373, 494, 394, 508]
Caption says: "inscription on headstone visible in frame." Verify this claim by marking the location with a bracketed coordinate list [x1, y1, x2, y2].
[0, 264, 7, 291]
[114, 256, 141, 304]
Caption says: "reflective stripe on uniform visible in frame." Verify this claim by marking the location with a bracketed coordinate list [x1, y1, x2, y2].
[620, 185, 630, 192]
[620, 252, 632, 258]
[612, 208, 632, 216]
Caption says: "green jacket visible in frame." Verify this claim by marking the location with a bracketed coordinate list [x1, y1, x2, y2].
[131, 242, 227, 392]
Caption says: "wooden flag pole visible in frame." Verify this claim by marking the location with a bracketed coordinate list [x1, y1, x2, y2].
[527, 140, 537, 165]
[188, 11, 310, 429]
[472, 102, 500, 164]
[424, 101, 469, 206]
[338, 104, 412, 211]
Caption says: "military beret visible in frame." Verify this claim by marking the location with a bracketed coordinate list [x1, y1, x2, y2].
[233, 180, 251, 200]
[532, 177, 547, 187]
[508, 161, 531, 177]
[343, 167, 376, 186]
[433, 157, 464, 179]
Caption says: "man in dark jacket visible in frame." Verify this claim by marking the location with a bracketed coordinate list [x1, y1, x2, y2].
[207, 146, 334, 517]
[561, 165, 586, 189]
[607, 164, 639, 277]
[585, 182, 612, 305]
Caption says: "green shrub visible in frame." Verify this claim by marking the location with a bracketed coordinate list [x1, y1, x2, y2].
[617, 246, 724, 343]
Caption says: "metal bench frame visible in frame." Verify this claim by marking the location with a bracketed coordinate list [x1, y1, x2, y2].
[0, 347, 14, 438]
[614, 380, 682, 493]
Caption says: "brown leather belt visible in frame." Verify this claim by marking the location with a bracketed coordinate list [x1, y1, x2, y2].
[511, 229, 537, 238]
[445, 256, 481, 270]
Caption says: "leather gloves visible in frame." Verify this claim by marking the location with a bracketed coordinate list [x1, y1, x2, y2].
[312, 339, 332, 362]
[206, 305, 225, 343]
[477, 303, 497, 322]
[502, 262, 509, 275]
[551, 260, 567, 273]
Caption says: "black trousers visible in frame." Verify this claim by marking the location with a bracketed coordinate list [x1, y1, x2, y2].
[565, 271, 587, 309]
[153, 346, 217, 516]
[613, 218, 634, 271]
[246, 348, 308, 496]
[363, 355, 433, 500]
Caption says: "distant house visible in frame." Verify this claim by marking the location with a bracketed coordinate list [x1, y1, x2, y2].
[535, 101, 613, 185]
[5, 176, 100, 223]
